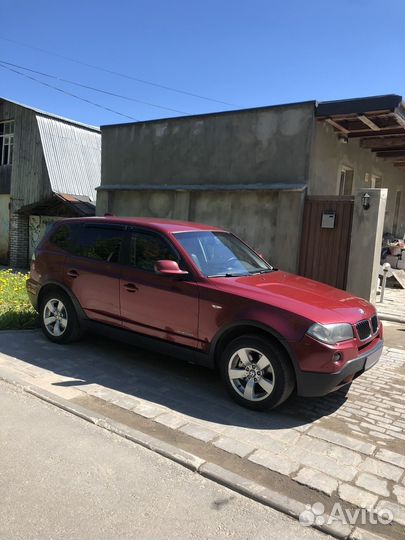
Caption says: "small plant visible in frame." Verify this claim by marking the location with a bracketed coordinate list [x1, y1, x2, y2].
[0, 269, 38, 330]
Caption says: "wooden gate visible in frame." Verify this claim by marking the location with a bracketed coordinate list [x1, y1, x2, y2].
[298, 196, 354, 290]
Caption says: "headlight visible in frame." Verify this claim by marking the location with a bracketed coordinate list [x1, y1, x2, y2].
[307, 323, 354, 345]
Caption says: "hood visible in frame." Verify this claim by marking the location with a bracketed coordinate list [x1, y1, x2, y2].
[213, 271, 375, 324]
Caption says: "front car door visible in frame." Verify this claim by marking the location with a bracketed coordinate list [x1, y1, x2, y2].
[119, 229, 200, 348]
[61, 223, 126, 327]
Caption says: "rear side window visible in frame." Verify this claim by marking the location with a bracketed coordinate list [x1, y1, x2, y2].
[129, 232, 179, 272]
[49, 223, 80, 253]
[75, 226, 124, 263]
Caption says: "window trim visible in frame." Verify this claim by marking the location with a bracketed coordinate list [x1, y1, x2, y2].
[0, 120, 15, 166]
[50, 222, 127, 264]
[338, 165, 354, 196]
[123, 227, 193, 276]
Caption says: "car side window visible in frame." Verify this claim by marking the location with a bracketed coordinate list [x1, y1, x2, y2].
[129, 232, 179, 272]
[49, 223, 81, 253]
[74, 226, 124, 262]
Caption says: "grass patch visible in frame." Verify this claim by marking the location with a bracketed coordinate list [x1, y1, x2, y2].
[0, 269, 38, 330]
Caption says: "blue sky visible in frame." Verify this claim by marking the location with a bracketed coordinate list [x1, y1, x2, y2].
[0, 0, 404, 126]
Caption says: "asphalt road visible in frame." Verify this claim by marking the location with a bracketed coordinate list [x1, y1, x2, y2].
[0, 381, 329, 540]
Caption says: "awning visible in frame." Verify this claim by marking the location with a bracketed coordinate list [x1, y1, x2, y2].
[18, 192, 95, 216]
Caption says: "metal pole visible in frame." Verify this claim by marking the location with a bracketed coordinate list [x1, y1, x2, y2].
[380, 263, 391, 303]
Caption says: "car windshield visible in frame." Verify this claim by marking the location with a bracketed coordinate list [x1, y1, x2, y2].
[173, 231, 273, 277]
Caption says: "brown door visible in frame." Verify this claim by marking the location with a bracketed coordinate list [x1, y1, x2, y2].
[298, 196, 354, 290]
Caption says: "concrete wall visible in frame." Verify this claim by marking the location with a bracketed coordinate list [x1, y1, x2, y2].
[309, 121, 405, 236]
[97, 188, 305, 273]
[101, 102, 315, 187]
[346, 189, 387, 303]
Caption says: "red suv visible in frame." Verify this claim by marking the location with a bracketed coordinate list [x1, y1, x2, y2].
[27, 217, 383, 410]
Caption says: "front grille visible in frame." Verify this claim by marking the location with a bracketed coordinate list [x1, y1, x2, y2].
[356, 320, 372, 341]
[371, 314, 378, 334]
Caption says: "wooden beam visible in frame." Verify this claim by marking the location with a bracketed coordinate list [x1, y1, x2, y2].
[348, 127, 404, 138]
[371, 147, 405, 154]
[394, 112, 405, 129]
[360, 135, 405, 149]
[376, 150, 405, 158]
[393, 162, 405, 167]
[357, 115, 381, 131]
[325, 118, 350, 135]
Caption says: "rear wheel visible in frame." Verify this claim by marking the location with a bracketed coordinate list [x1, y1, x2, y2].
[219, 335, 295, 410]
[40, 290, 83, 344]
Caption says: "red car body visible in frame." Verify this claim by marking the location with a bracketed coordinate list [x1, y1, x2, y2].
[27, 216, 383, 400]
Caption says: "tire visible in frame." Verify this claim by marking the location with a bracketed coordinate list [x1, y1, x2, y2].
[219, 335, 295, 411]
[39, 289, 83, 344]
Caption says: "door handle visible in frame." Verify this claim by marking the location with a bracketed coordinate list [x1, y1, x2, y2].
[67, 269, 79, 278]
[124, 282, 138, 292]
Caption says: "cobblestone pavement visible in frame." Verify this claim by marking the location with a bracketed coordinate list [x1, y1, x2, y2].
[376, 287, 405, 322]
[0, 330, 404, 529]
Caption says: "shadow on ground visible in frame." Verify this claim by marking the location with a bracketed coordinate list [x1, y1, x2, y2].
[0, 330, 350, 430]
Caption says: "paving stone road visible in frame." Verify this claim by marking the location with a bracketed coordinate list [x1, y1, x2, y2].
[376, 287, 405, 322]
[0, 329, 404, 530]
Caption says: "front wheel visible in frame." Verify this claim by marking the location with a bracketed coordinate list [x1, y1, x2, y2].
[219, 335, 295, 410]
[39, 290, 83, 344]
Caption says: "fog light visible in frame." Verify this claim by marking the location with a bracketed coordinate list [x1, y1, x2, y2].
[332, 352, 342, 363]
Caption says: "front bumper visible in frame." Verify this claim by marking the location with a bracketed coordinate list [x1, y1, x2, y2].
[296, 339, 383, 397]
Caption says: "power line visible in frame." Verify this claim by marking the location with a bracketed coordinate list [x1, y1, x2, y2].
[0, 62, 138, 121]
[0, 36, 240, 108]
[0, 59, 189, 115]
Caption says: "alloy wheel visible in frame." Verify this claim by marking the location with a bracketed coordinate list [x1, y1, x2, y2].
[43, 298, 68, 337]
[228, 347, 275, 401]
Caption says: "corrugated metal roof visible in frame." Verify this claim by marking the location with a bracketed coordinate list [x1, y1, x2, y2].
[36, 115, 101, 201]
[1, 96, 99, 131]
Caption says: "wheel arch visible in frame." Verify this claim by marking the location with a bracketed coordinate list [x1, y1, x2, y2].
[37, 282, 86, 321]
[210, 321, 299, 381]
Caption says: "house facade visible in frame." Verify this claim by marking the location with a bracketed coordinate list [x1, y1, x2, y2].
[0, 98, 101, 267]
[97, 94, 404, 288]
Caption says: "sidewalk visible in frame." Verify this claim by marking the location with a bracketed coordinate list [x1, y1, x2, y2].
[0, 330, 404, 539]
[376, 287, 405, 323]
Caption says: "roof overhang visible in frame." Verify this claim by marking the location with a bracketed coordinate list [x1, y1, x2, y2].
[96, 182, 307, 192]
[316, 95, 405, 167]
[18, 192, 95, 216]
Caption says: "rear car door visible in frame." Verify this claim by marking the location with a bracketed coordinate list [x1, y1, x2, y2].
[61, 223, 126, 327]
[119, 229, 200, 348]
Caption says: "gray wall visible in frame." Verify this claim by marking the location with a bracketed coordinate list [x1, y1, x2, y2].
[309, 121, 405, 236]
[101, 102, 315, 187]
[346, 189, 387, 302]
[97, 188, 305, 273]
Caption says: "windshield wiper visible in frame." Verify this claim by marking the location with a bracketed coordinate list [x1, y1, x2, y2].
[207, 272, 249, 278]
[249, 268, 273, 275]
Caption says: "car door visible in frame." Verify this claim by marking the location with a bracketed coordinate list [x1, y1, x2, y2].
[119, 229, 200, 348]
[62, 223, 126, 327]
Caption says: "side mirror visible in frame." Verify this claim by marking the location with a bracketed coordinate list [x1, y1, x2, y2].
[155, 260, 189, 277]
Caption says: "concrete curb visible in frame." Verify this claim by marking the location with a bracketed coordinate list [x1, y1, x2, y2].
[377, 314, 405, 324]
[0, 366, 386, 540]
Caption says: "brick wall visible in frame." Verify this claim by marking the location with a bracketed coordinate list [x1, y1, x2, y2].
[9, 212, 29, 268]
